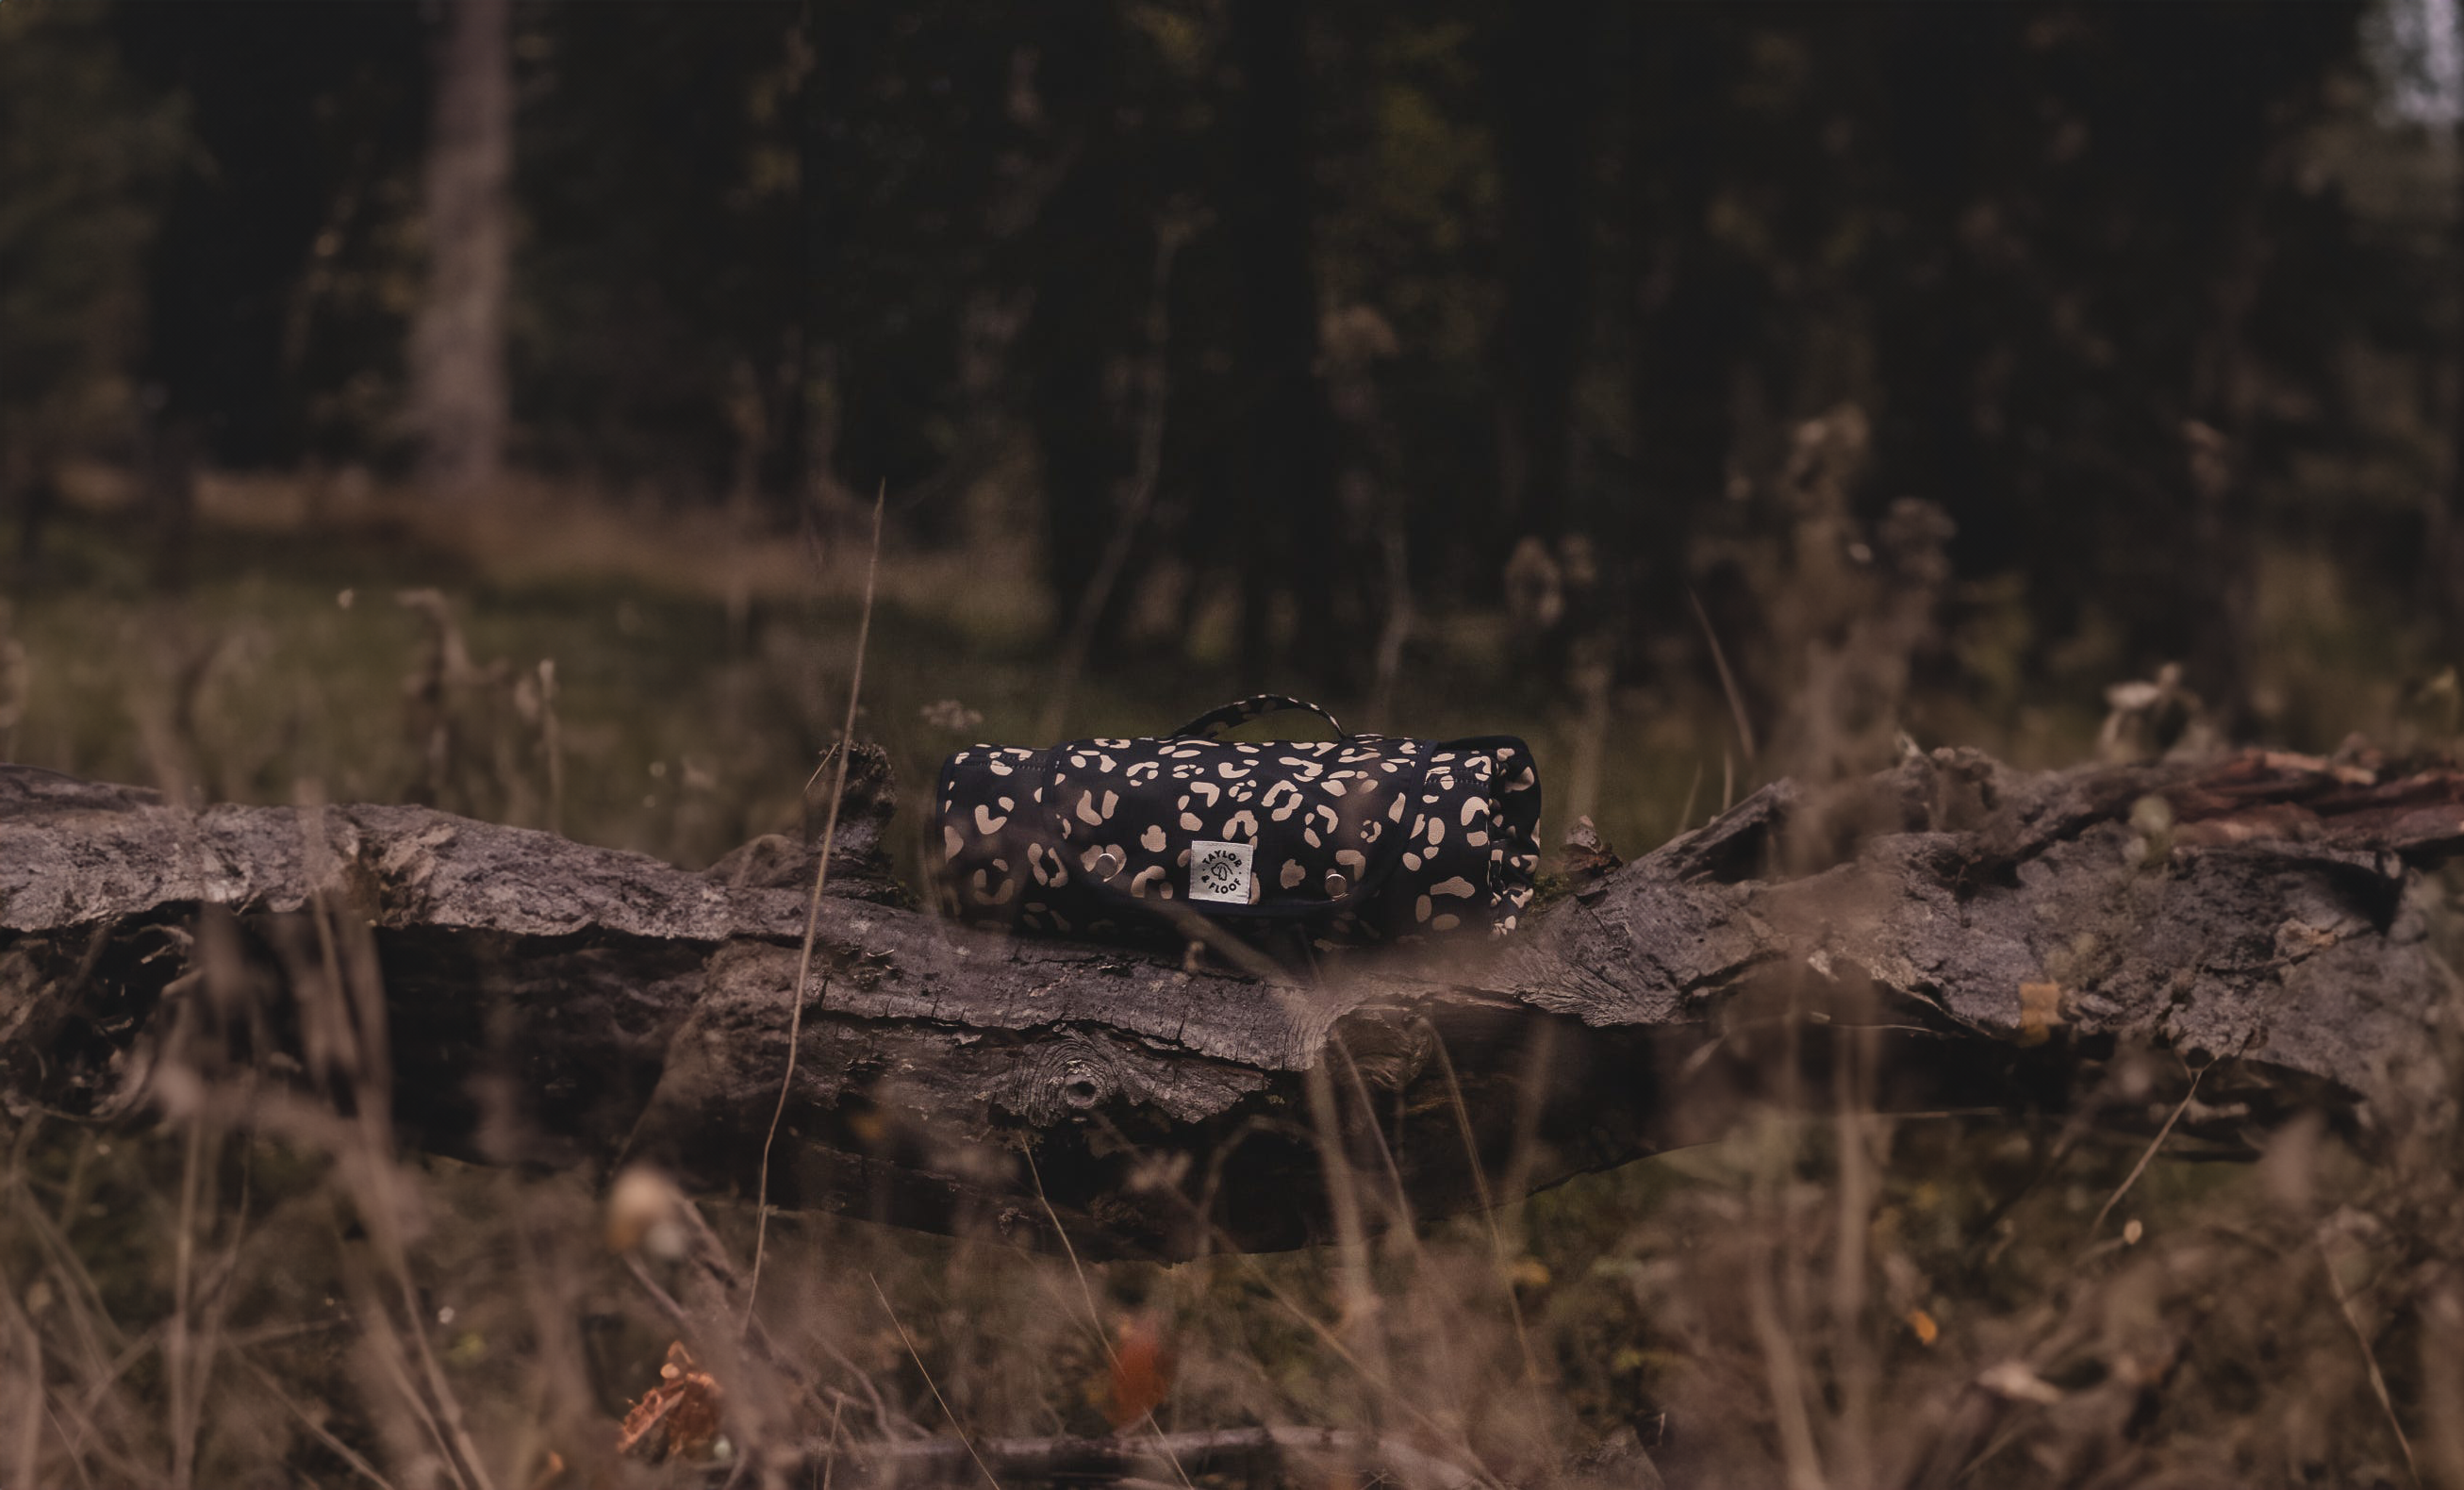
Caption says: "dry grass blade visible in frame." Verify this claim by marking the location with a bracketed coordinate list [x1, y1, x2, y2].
[1690, 588, 1759, 764]
[1022, 1151, 1196, 1489]
[1423, 1029, 1556, 1478]
[748, 482, 885, 1324]
[1144, 1184, 1503, 1490]
[2319, 1222, 2417, 1480]
[868, 1273, 1004, 1490]
[240, 1349, 401, 1490]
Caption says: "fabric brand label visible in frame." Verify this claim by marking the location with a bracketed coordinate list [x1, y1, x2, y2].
[1187, 840, 1254, 904]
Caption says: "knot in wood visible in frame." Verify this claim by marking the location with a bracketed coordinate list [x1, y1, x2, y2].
[1003, 1036, 1128, 1123]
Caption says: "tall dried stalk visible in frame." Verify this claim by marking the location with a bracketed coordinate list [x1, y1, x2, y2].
[749, 483, 885, 1322]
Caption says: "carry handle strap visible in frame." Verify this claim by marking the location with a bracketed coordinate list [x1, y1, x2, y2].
[1168, 694, 1349, 741]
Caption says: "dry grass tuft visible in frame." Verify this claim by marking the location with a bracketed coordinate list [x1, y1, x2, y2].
[3, 478, 2461, 1485]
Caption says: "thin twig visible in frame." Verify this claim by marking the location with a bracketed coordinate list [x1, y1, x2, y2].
[2089, 1062, 2206, 1238]
[797, 1424, 1485, 1490]
[748, 483, 885, 1324]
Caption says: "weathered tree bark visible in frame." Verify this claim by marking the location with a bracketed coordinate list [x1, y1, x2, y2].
[408, 0, 512, 495]
[1, 746, 2457, 1259]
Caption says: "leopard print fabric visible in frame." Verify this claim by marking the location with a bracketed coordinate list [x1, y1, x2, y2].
[934, 696, 1541, 950]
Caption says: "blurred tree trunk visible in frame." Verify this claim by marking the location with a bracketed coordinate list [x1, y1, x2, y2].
[408, 0, 511, 498]
[764, 3, 816, 516]
[141, 410, 200, 592]
[1624, 8, 1739, 657]
[1229, 0, 1343, 687]
[1017, 1, 1141, 658]
[2438, 114, 2464, 637]
[1492, 0, 1599, 546]
[1876, 8, 1999, 569]
[2181, 181, 2277, 738]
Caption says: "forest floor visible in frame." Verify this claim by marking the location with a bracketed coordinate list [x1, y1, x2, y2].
[0, 472, 2451, 1488]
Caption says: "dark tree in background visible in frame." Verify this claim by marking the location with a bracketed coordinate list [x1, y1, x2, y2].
[15, 0, 2464, 751]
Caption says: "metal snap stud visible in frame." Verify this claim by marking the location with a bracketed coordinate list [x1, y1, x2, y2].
[1323, 870, 1348, 897]
[1094, 851, 1124, 879]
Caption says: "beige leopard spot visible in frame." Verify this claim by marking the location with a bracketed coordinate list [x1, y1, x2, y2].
[1075, 791, 1104, 826]
[1461, 799, 1483, 826]
[1389, 797, 1407, 821]
[1191, 781, 1222, 805]
[991, 878, 1017, 904]
[1281, 859, 1305, 889]
[1335, 849, 1366, 871]
[1142, 824, 1167, 853]
[1426, 818, 1446, 845]
[943, 825, 966, 861]
[975, 803, 1008, 835]
[1415, 894, 1433, 922]
[1402, 852, 1422, 871]
[1465, 830, 1490, 847]
[1325, 779, 1347, 796]
[988, 756, 1012, 775]
[1303, 828, 1321, 847]
[1181, 811, 1203, 831]
[1099, 789, 1119, 820]
[1130, 865, 1166, 897]
[1225, 809, 1259, 840]
[1430, 875, 1476, 898]
[1431, 913, 1461, 932]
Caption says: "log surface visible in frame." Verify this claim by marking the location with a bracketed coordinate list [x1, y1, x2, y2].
[1, 747, 2456, 1257]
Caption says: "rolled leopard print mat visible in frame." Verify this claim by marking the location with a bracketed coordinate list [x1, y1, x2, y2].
[935, 695, 1541, 951]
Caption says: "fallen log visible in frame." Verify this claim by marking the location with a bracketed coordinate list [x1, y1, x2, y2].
[0, 744, 2456, 1258]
